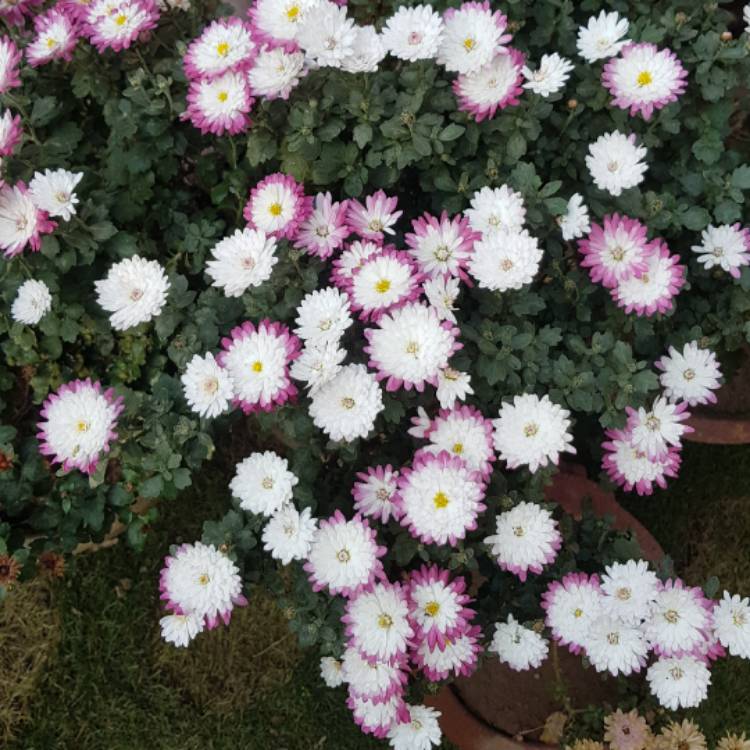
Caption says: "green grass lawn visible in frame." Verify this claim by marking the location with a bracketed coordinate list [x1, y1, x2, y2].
[4, 442, 750, 748]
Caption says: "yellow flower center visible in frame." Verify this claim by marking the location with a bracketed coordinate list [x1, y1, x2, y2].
[269, 202, 283, 216]
[341, 396, 356, 410]
[76, 420, 90, 433]
[433, 491, 449, 509]
[463, 37, 475, 51]
[46, 38, 57, 49]
[286, 4, 299, 20]
[425, 601, 440, 617]
[573, 608, 583, 618]
[452, 442, 463, 454]
[217, 91, 228, 102]
[216, 41, 230, 57]
[683, 368, 696, 381]
[405, 341, 420, 355]
[377, 613, 393, 629]
[115, 13, 127, 25]
[664, 609, 680, 624]
[375, 279, 391, 294]
[252, 360, 263, 373]
[336, 548, 351, 563]
[637, 70, 653, 87]
[733, 610, 747, 627]
[524, 422, 539, 438]
[198, 573, 210, 585]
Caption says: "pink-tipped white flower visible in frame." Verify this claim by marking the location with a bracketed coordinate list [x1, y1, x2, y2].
[612, 240, 686, 317]
[352, 465, 401, 524]
[86, 0, 159, 54]
[493, 394, 575, 473]
[437, 1, 512, 74]
[365, 303, 461, 392]
[602, 428, 681, 496]
[294, 192, 349, 260]
[577, 213, 650, 288]
[243, 172, 311, 240]
[453, 49, 525, 122]
[159, 541, 247, 629]
[346, 191, 401, 242]
[691, 223, 750, 279]
[405, 211, 478, 280]
[0, 0, 41, 27]
[603, 43, 688, 121]
[248, 0, 316, 50]
[408, 565, 474, 651]
[341, 645, 408, 704]
[523, 53, 574, 98]
[347, 690, 408, 739]
[381, 5, 443, 62]
[489, 614, 549, 671]
[468, 229, 543, 292]
[0, 110, 22, 157]
[713, 592, 750, 659]
[304, 510, 385, 597]
[343, 581, 414, 663]
[247, 44, 305, 100]
[0, 182, 56, 258]
[408, 406, 432, 439]
[647, 655, 711, 710]
[350, 250, 422, 322]
[26, 9, 79, 67]
[0, 37, 21, 94]
[586, 130, 648, 196]
[626, 396, 692, 459]
[656, 342, 722, 407]
[37, 378, 124, 475]
[484, 502, 561, 581]
[397, 450, 486, 547]
[466, 184, 526, 236]
[436, 367, 473, 410]
[183, 18, 255, 81]
[542, 572, 603, 654]
[218, 319, 300, 414]
[413, 624, 482, 681]
[387, 704, 443, 750]
[331, 240, 382, 289]
[183, 72, 254, 136]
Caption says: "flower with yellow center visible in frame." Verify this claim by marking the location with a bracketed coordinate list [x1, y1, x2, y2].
[433, 491, 449, 509]
[636, 70, 653, 87]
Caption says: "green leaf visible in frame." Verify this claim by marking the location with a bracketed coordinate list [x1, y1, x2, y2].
[439, 123, 465, 141]
[139, 475, 163, 498]
[730, 165, 750, 190]
[352, 123, 372, 149]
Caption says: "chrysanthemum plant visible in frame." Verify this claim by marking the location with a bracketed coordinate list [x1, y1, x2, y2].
[2, 0, 750, 742]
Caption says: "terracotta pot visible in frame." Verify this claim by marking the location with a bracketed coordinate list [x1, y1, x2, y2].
[427, 466, 664, 750]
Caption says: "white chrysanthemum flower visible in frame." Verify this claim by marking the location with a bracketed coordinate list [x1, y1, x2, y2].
[408, 566, 470, 643]
[294, 287, 352, 347]
[95, 255, 170, 331]
[181, 352, 234, 419]
[408, 406, 432, 439]
[644, 581, 710, 656]
[466, 184, 526, 236]
[381, 5, 443, 62]
[247, 45, 305, 100]
[349, 692, 403, 737]
[468, 229, 543, 292]
[230, 451, 298, 517]
[493, 394, 575, 473]
[350, 253, 417, 320]
[691, 223, 750, 279]
[600, 559, 659, 625]
[656, 342, 722, 407]
[713, 592, 750, 659]
[11, 279, 51, 325]
[586, 131, 648, 196]
[577, 10, 630, 63]
[436, 368, 473, 410]
[159, 612, 205, 648]
[647, 655, 711, 710]
[205, 228, 278, 298]
[332, 240, 382, 285]
[422, 406, 493, 476]
[296, 0, 357, 68]
[542, 574, 603, 654]
[745, 4, 750, 36]
[484, 502, 560, 581]
[0, 183, 49, 257]
[353, 465, 400, 524]
[250, 0, 317, 45]
[437, 3, 510, 74]
[320, 655, 344, 688]
[262, 505, 316, 565]
[185, 19, 255, 80]
[522, 53, 574, 97]
[560, 193, 591, 241]
[423, 276, 460, 324]
[585, 616, 649, 676]
[289, 342, 346, 393]
[627, 396, 690, 459]
[414, 627, 480, 680]
[388, 705, 443, 750]
[489, 614, 549, 671]
[341, 24, 385, 74]
[341, 646, 405, 702]
[28, 169, 83, 222]
[308, 363, 384, 442]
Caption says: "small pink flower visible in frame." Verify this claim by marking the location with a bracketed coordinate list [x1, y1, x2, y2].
[346, 190, 402, 242]
[0, 37, 22, 93]
[0, 0, 42, 27]
[27, 9, 80, 67]
[293, 191, 349, 259]
[0, 110, 23, 157]
[0, 181, 57, 258]
[243, 172, 312, 241]
[85, 0, 159, 54]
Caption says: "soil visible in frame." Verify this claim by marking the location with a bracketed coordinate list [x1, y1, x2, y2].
[707, 346, 750, 416]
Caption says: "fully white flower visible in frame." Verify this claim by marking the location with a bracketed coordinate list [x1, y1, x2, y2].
[308, 363, 384, 442]
[657, 342, 722, 407]
[294, 287, 352, 347]
[468, 229, 543, 292]
[465, 184, 526, 236]
[437, 4, 510, 74]
[489, 614, 548, 671]
[644, 581, 710, 656]
[159, 612, 205, 648]
[296, 0, 357, 68]
[205, 228, 278, 297]
[627, 396, 690, 459]
[560, 193, 591, 241]
[493, 394, 575, 473]
[11, 279, 51, 325]
[585, 616, 649, 676]
[381, 5, 443, 62]
[320, 655, 344, 688]
[522, 53, 574, 97]
[262, 504, 316, 565]
[713, 592, 750, 659]
[586, 131, 648, 196]
[181, 352, 234, 418]
[388, 705, 443, 750]
[691, 223, 750, 278]
[341, 25, 385, 74]
[746, 4, 750, 36]
[600, 559, 659, 625]
[436, 367, 473, 410]
[289, 341, 346, 393]
[95, 255, 170, 330]
[484, 502, 560, 581]
[647, 655, 711, 710]
[230, 450, 299, 516]
[577, 10, 630, 63]
[247, 45, 305, 100]
[29, 169, 83, 221]
[423, 276, 460, 324]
